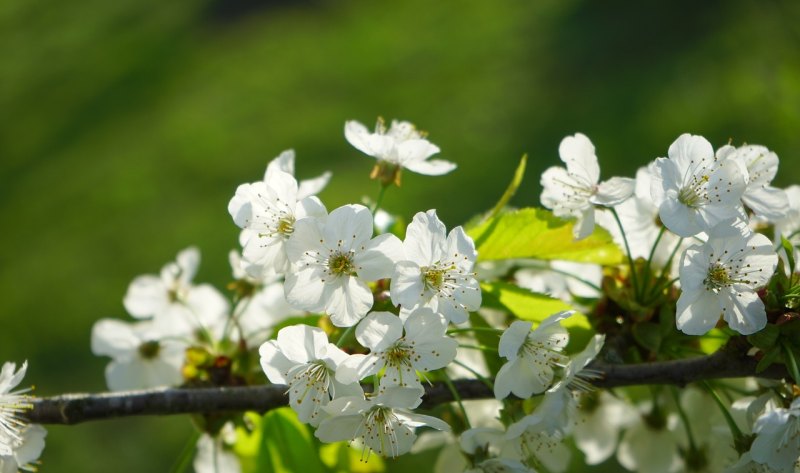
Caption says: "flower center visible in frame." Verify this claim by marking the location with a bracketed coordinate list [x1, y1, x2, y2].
[704, 264, 731, 291]
[422, 266, 446, 290]
[384, 342, 413, 367]
[328, 251, 356, 277]
[277, 215, 296, 237]
[677, 174, 709, 208]
[138, 341, 161, 359]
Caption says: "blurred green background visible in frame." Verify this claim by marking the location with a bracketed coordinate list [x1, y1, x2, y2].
[2, 0, 800, 470]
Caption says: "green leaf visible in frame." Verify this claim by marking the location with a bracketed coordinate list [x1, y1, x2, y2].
[747, 323, 780, 349]
[699, 329, 730, 355]
[255, 407, 327, 473]
[632, 322, 662, 353]
[782, 236, 796, 275]
[468, 207, 622, 264]
[320, 442, 385, 473]
[756, 345, 781, 373]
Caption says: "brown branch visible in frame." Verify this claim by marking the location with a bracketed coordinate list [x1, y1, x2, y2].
[26, 345, 789, 425]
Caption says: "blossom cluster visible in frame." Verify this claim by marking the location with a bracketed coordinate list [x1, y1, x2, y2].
[62, 122, 800, 473]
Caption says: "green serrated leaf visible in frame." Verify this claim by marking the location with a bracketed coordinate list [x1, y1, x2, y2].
[632, 322, 662, 353]
[748, 324, 780, 349]
[256, 407, 326, 473]
[782, 236, 796, 275]
[468, 207, 622, 264]
[480, 281, 588, 328]
[699, 329, 730, 355]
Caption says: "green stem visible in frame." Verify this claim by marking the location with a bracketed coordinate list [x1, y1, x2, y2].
[457, 344, 498, 352]
[452, 359, 494, 389]
[447, 327, 503, 336]
[610, 208, 640, 299]
[169, 431, 201, 473]
[781, 341, 800, 384]
[670, 387, 697, 453]
[701, 381, 744, 444]
[442, 373, 472, 429]
[640, 226, 667, 298]
[372, 184, 388, 214]
[336, 326, 355, 348]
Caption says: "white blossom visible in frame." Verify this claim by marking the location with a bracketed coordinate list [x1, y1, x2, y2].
[345, 118, 456, 177]
[617, 406, 683, 473]
[494, 312, 572, 400]
[0, 363, 33, 458]
[259, 325, 361, 426]
[193, 423, 241, 473]
[676, 221, 777, 335]
[229, 152, 328, 277]
[391, 210, 481, 324]
[91, 319, 186, 391]
[285, 204, 403, 327]
[122, 247, 230, 337]
[650, 133, 747, 237]
[315, 386, 449, 459]
[727, 144, 789, 221]
[336, 309, 457, 392]
[540, 133, 634, 240]
[0, 425, 46, 473]
[749, 398, 800, 473]
[573, 391, 637, 465]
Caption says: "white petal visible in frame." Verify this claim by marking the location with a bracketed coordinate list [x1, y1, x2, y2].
[123, 275, 168, 319]
[721, 288, 766, 335]
[390, 261, 425, 309]
[744, 186, 790, 221]
[498, 321, 532, 360]
[356, 311, 403, 351]
[277, 324, 328, 364]
[325, 277, 373, 327]
[355, 233, 404, 281]
[573, 208, 596, 240]
[324, 205, 373, 251]
[676, 289, 721, 335]
[91, 319, 140, 358]
[659, 193, 703, 237]
[284, 266, 327, 313]
[593, 176, 635, 206]
[559, 133, 600, 184]
[403, 158, 456, 176]
[258, 340, 294, 384]
[335, 354, 379, 384]
[403, 210, 447, 265]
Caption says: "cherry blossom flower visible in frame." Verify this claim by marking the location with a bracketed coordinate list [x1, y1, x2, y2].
[494, 312, 572, 400]
[726, 144, 789, 221]
[0, 424, 46, 473]
[650, 134, 747, 237]
[259, 325, 361, 426]
[315, 386, 450, 459]
[285, 204, 403, 327]
[91, 319, 186, 391]
[676, 221, 777, 335]
[573, 391, 637, 465]
[193, 423, 241, 473]
[540, 133, 635, 239]
[345, 118, 456, 183]
[122, 247, 230, 337]
[616, 405, 682, 473]
[0, 362, 34, 458]
[749, 398, 800, 473]
[336, 309, 457, 392]
[391, 210, 480, 324]
[229, 158, 328, 277]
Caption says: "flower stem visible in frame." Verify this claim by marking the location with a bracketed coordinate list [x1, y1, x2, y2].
[640, 226, 667, 299]
[781, 341, 800, 384]
[442, 373, 472, 429]
[336, 325, 356, 348]
[372, 184, 388, 214]
[457, 344, 498, 352]
[452, 359, 494, 389]
[610, 207, 641, 300]
[521, 262, 602, 292]
[447, 327, 503, 336]
[701, 381, 744, 444]
[669, 386, 697, 453]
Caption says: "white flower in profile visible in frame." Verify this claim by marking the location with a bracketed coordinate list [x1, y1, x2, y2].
[650, 133, 747, 237]
[336, 309, 457, 392]
[494, 312, 572, 400]
[345, 118, 456, 180]
[0, 362, 34, 458]
[749, 398, 800, 473]
[676, 221, 777, 335]
[229, 153, 328, 277]
[502, 406, 572, 473]
[726, 144, 789, 221]
[391, 210, 480, 324]
[122, 247, 230, 337]
[315, 386, 450, 459]
[193, 423, 241, 473]
[540, 133, 635, 240]
[774, 185, 800, 263]
[0, 424, 46, 473]
[285, 204, 403, 327]
[264, 149, 331, 200]
[617, 403, 683, 473]
[573, 391, 637, 465]
[91, 319, 186, 391]
[259, 325, 361, 426]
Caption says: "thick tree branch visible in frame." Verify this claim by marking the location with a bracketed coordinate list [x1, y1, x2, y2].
[26, 345, 788, 425]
